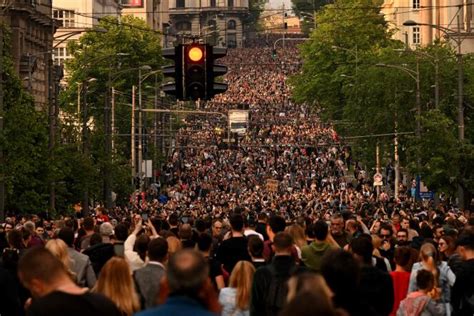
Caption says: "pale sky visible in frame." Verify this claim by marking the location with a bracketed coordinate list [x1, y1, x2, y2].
[267, 0, 293, 11]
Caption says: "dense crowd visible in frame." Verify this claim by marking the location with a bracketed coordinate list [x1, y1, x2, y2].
[1, 34, 473, 316]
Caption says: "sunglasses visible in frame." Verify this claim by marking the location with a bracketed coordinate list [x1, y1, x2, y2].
[379, 234, 391, 239]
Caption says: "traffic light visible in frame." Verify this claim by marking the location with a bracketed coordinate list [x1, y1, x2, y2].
[162, 45, 183, 100]
[206, 45, 228, 99]
[184, 43, 206, 100]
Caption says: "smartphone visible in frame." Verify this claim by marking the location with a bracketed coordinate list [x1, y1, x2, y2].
[141, 213, 148, 221]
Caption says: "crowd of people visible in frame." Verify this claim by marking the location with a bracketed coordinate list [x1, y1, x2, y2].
[0, 34, 473, 316]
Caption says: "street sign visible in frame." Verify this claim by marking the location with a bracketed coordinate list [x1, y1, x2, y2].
[420, 191, 435, 200]
[373, 172, 383, 186]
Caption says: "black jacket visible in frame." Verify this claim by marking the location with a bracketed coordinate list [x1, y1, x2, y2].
[250, 255, 302, 316]
[452, 259, 474, 316]
[358, 265, 394, 316]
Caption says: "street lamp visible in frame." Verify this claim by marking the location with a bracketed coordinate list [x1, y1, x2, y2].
[376, 63, 420, 200]
[404, 18, 467, 207]
[403, 19, 464, 141]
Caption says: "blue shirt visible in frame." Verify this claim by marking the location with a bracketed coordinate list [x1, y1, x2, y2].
[135, 296, 215, 316]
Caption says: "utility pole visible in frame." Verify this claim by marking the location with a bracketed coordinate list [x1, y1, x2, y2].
[153, 74, 158, 184]
[376, 142, 380, 198]
[82, 82, 89, 217]
[394, 116, 400, 200]
[104, 71, 112, 209]
[138, 70, 144, 191]
[0, 28, 5, 221]
[111, 87, 115, 152]
[131, 85, 136, 184]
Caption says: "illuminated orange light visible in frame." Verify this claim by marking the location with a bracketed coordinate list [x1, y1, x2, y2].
[188, 47, 203, 62]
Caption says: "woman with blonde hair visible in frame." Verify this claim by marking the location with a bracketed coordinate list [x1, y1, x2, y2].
[94, 257, 140, 315]
[408, 242, 456, 315]
[219, 260, 255, 316]
[45, 239, 76, 281]
[286, 224, 306, 258]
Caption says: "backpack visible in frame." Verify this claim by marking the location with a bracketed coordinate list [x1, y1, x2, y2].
[264, 263, 297, 315]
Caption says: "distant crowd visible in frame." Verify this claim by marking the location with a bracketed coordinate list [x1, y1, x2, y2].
[0, 33, 473, 316]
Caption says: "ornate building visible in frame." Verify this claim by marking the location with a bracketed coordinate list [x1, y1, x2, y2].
[167, 0, 249, 47]
[0, 0, 56, 109]
[382, 0, 474, 53]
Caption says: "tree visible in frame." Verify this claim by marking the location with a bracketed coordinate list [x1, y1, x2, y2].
[59, 15, 163, 207]
[0, 24, 51, 214]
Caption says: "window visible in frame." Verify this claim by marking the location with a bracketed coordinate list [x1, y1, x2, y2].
[53, 47, 70, 66]
[413, 0, 420, 9]
[176, 21, 191, 31]
[413, 26, 420, 45]
[227, 0, 233, 7]
[53, 10, 75, 28]
[176, 0, 185, 8]
[227, 20, 236, 30]
[227, 34, 237, 48]
[210, 0, 216, 7]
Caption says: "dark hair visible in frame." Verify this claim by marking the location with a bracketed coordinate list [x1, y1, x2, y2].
[379, 224, 393, 236]
[456, 229, 474, 250]
[89, 233, 102, 246]
[58, 227, 75, 247]
[273, 232, 293, 251]
[393, 246, 412, 270]
[167, 249, 209, 297]
[416, 269, 434, 291]
[169, 213, 179, 226]
[230, 213, 244, 232]
[195, 219, 206, 233]
[350, 235, 373, 264]
[135, 234, 150, 262]
[248, 235, 264, 258]
[18, 247, 66, 283]
[179, 224, 193, 240]
[321, 249, 360, 303]
[114, 224, 128, 241]
[197, 233, 213, 252]
[314, 220, 329, 241]
[7, 229, 24, 249]
[83, 217, 95, 231]
[268, 215, 286, 234]
[148, 237, 169, 262]
[397, 228, 408, 236]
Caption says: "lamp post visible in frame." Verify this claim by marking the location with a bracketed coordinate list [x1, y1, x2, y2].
[403, 19, 466, 207]
[81, 77, 97, 217]
[376, 63, 420, 200]
[403, 19, 464, 140]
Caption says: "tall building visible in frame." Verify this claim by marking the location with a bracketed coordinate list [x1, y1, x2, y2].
[167, 0, 249, 47]
[52, 0, 120, 70]
[0, 0, 56, 109]
[382, 0, 474, 53]
[121, 0, 169, 32]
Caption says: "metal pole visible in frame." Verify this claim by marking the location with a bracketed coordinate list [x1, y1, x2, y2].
[415, 60, 421, 138]
[153, 74, 158, 184]
[111, 87, 115, 152]
[394, 117, 400, 200]
[376, 142, 380, 198]
[47, 50, 55, 211]
[138, 70, 143, 191]
[104, 72, 112, 209]
[131, 85, 136, 182]
[0, 28, 5, 221]
[82, 82, 89, 216]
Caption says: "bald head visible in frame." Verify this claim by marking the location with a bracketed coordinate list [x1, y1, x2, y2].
[167, 249, 209, 296]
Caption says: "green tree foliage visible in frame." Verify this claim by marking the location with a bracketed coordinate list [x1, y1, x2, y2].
[0, 25, 51, 213]
[58, 15, 163, 207]
[245, 0, 267, 32]
[291, 0, 473, 202]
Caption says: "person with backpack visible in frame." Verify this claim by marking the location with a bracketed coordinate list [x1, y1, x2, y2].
[250, 232, 303, 316]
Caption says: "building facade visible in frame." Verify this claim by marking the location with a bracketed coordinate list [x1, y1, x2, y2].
[382, 0, 474, 53]
[0, 0, 56, 109]
[167, 0, 249, 47]
[52, 0, 120, 70]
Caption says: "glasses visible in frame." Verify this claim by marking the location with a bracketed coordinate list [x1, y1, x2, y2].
[379, 234, 391, 239]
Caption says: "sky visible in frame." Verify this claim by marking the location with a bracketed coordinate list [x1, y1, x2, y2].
[267, 0, 293, 11]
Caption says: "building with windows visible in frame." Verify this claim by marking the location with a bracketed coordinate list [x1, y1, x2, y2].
[121, 0, 170, 39]
[52, 0, 120, 72]
[381, 0, 474, 53]
[0, 0, 56, 108]
[167, 0, 249, 47]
